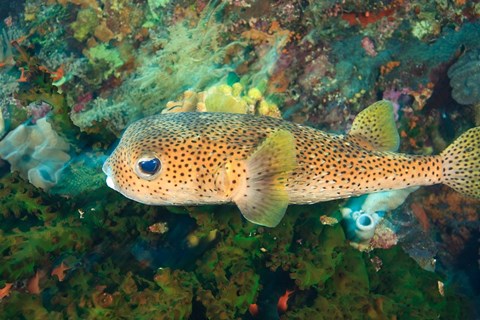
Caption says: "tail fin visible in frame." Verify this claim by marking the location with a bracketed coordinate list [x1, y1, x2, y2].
[441, 127, 480, 198]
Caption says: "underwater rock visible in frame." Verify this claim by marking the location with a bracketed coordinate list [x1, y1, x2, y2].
[448, 48, 480, 105]
[0, 118, 70, 190]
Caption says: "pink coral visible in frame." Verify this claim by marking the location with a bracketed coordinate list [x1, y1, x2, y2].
[72, 92, 93, 113]
[361, 36, 377, 57]
[382, 87, 410, 120]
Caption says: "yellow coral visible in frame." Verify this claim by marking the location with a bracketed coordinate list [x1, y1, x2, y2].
[164, 83, 282, 118]
[247, 88, 262, 101]
[232, 83, 243, 97]
[258, 100, 281, 118]
[204, 85, 248, 113]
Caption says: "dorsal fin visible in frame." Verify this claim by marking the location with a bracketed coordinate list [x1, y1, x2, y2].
[348, 100, 400, 152]
[232, 129, 297, 227]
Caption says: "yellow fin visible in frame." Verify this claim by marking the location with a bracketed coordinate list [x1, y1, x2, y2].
[348, 100, 400, 152]
[441, 126, 480, 198]
[233, 129, 297, 227]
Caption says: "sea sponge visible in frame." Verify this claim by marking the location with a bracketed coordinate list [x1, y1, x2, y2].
[83, 43, 124, 82]
[340, 188, 418, 246]
[0, 118, 70, 190]
[70, 7, 98, 42]
[200, 84, 249, 114]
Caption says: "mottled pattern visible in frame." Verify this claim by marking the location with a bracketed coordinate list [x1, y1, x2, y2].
[103, 111, 446, 207]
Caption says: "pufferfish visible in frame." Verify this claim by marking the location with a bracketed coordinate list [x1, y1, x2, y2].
[102, 101, 480, 227]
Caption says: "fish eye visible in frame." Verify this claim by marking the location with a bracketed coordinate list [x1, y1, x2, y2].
[134, 155, 162, 180]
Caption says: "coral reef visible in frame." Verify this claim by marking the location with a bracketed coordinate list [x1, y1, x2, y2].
[0, 72, 18, 138]
[72, 9, 238, 134]
[0, 0, 478, 318]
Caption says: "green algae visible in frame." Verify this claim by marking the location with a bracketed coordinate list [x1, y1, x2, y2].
[0, 190, 471, 319]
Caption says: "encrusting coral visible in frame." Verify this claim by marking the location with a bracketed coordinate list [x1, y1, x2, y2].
[163, 82, 282, 118]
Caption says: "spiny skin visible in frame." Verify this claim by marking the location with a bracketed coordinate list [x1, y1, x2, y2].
[102, 112, 444, 206]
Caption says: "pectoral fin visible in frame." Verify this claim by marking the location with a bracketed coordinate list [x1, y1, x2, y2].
[348, 100, 400, 152]
[233, 129, 297, 227]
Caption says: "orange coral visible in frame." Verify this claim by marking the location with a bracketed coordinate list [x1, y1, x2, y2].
[51, 262, 70, 281]
[268, 69, 289, 93]
[0, 283, 13, 299]
[417, 188, 479, 260]
[380, 61, 401, 75]
[408, 86, 433, 110]
[51, 65, 65, 81]
[342, 8, 395, 28]
[277, 289, 294, 313]
[17, 67, 28, 82]
[248, 303, 259, 316]
[27, 271, 42, 294]
[241, 21, 292, 48]
[410, 202, 430, 232]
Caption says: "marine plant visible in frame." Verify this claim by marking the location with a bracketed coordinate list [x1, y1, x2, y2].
[71, 6, 239, 134]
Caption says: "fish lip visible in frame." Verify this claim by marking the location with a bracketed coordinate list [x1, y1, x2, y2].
[102, 158, 111, 176]
[105, 176, 116, 190]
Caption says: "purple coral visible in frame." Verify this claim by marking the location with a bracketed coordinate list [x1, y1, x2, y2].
[26, 101, 52, 123]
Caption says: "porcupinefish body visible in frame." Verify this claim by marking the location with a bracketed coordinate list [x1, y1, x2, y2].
[102, 101, 480, 227]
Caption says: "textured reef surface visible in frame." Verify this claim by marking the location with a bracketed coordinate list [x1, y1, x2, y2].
[0, 0, 479, 319]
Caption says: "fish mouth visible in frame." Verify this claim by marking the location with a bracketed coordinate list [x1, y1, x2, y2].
[102, 159, 117, 191]
[105, 175, 116, 190]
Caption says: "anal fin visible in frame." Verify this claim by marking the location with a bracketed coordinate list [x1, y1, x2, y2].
[233, 129, 297, 227]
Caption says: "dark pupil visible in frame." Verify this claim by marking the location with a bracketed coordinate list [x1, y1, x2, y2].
[139, 158, 160, 175]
